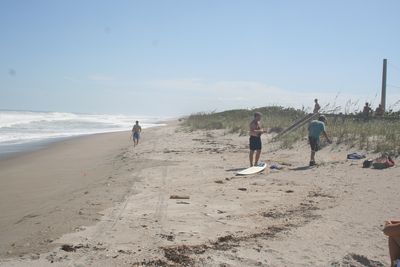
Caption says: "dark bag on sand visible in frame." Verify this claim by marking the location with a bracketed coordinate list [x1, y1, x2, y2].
[372, 154, 395, 169]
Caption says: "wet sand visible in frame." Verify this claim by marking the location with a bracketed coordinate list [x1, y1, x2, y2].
[0, 131, 139, 258]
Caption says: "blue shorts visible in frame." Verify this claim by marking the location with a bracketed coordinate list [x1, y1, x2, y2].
[133, 132, 140, 140]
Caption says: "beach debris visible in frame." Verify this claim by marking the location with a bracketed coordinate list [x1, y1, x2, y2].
[214, 180, 224, 184]
[117, 249, 132, 254]
[160, 233, 175, 241]
[60, 244, 87, 252]
[176, 201, 190, 204]
[92, 245, 106, 251]
[60, 244, 76, 252]
[217, 235, 234, 243]
[285, 190, 294, 193]
[170, 195, 190, 199]
[308, 191, 334, 199]
[269, 163, 283, 170]
[163, 149, 182, 154]
[238, 188, 247, 191]
[163, 245, 199, 266]
[347, 152, 366, 160]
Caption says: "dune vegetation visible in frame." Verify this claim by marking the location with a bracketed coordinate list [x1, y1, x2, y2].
[182, 106, 400, 154]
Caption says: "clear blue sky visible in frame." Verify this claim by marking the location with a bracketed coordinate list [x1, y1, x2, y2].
[1, 0, 400, 116]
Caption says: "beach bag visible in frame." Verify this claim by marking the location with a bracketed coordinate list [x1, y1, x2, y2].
[372, 154, 395, 169]
[362, 159, 373, 168]
[347, 152, 366, 160]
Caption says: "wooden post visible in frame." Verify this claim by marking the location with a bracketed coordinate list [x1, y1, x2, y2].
[381, 58, 387, 111]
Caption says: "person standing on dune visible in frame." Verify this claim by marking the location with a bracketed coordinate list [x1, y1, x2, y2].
[313, 98, 321, 113]
[362, 102, 372, 120]
[249, 112, 267, 167]
[131, 121, 142, 146]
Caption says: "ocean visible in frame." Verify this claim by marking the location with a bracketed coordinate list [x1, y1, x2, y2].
[0, 110, 165, 158]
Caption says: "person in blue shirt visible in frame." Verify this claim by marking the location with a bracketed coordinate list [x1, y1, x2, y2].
[308, 115, 332, 166]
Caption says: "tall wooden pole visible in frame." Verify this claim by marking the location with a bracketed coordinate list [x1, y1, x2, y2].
[381, 58, 387, 111]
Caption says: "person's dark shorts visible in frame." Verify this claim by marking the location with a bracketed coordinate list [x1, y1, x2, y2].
[309, 136, 320, 152]
[249, 136, 262, 151]
[133, 132, 140, 140]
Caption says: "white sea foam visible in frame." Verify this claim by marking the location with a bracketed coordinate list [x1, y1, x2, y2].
[0, 110, 165, 146]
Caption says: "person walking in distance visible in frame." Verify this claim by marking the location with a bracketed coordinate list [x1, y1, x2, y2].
[249, 112, 267, 167]
[131, 121, 142, 146]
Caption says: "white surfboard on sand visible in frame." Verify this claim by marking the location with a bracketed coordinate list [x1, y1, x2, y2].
[237, 162, 267, 175]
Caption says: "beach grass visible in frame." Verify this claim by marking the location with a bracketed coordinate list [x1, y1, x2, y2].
[183, 106, 306, 135]
[182, 106, 400, 154]
[328, 117, 400, 154]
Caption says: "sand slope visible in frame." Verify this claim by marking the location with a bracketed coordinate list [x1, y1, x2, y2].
[0, 122, 398, 266]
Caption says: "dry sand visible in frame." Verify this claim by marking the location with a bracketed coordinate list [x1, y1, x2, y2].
[0, 121, 398, 266]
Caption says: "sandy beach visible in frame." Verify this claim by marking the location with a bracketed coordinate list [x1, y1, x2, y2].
[0, 121, 398, 266]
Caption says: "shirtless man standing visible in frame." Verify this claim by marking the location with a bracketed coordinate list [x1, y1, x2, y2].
[249, 112, 267, 167]
[131, 121, 142, 146]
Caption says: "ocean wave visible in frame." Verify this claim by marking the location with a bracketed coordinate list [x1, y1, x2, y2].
[0, 110, 165, 145]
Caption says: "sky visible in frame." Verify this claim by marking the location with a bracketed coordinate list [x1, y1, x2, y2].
[1, 0, 400, 116]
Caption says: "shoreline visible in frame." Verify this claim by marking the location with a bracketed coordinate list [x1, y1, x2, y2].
[0, 122, 168, 161]
[0, 108, 172, 161]
[0, 136, 74, 161]
[0, 121, 398, 266]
